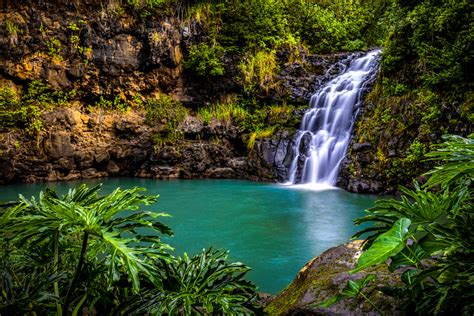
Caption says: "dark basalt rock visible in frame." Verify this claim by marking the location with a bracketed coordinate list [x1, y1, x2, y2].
[248, 130, 296, 182]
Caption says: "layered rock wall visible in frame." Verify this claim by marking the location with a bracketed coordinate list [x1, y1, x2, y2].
[0, 107, 259, 183]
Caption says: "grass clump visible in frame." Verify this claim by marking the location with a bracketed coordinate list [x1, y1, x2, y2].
[197, 102, 248, 125]
[240, 50, 279, 95]
[247, 126, 276, 150]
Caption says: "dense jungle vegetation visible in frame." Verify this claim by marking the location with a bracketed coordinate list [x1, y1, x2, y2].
[0, 0, 473, 314]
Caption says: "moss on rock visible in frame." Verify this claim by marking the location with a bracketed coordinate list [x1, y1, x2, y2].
[265, 240, 405, 315]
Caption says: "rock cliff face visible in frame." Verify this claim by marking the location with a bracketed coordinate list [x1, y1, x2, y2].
[0, 0, 347, 106]
[0, 107, 258, 184]
[0, 0, 380, 189]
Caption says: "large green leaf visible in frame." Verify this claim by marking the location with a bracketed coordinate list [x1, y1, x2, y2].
[424, 134, 474, 189]
[389, 244, 428, 271]
[351, 218, 411, 273]
[0, 184, 175, 314]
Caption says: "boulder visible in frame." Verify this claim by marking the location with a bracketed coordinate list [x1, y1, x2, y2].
[265, 240, 405, 315]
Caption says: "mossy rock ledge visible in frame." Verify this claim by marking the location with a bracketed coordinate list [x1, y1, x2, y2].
[265, 240, 405, 315]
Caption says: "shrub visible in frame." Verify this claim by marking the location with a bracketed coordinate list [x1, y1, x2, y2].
[94, 95, 129, 112]
[185, 42, 225, 77]
[0, 184, 174, 314]
[0, 184, 259, 314]
[123, 248, 258, 314]
[0, 86, 25, 128]
[217, 0, 289, 51]
[145, 95, 188, 146]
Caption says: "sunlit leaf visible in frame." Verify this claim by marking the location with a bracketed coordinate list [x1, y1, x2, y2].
[351, 218, 411, 273]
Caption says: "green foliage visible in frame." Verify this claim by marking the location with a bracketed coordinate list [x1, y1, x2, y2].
[4, 19, 19, 36]
[200, 0, 393, 54]
[197, 100, 301, 150]
[424, 134, 474, 189]
[126, 0, 167, 9]
[0, 184, 174, 314]
[46, 37, 63, 59]
[217, 0, 289, 51]
[247, 126, 276, 150]
[404, 139, 426, 163]
[197, 101, 300, 138]
[337, 0, 472, 188]
[317, 274, 378, 311]
[94, 95, 130, 112]
[0, 86, 24, 128]
[354, 76, 467, 185]
[23, 80, 75, 107]
[351, 134, 474, 314]
[126, 0, 169, 16]
[185, 43, 225, 77]
[381, 0, 473, 93]
[352, 218, 411, 273]
[124, 248, 258, 314]
[284, 0, 394, 53]
[66, 22, 80, 32]
[197, 102, 248, 125]
[145, 95, 188, 147]
[240, 50, 279, 95]
[0, 184, 259, 314]
[284, 1, 348, 53]
[0, 81, 75, 132]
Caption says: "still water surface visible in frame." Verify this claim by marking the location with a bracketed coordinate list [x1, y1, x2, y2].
[1, 178, 378, 294]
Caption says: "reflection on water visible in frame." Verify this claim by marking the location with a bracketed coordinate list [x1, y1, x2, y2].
[1, 178, 377, 294]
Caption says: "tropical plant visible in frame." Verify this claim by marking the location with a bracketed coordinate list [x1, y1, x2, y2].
[346, 134, 474, 314]
[123, 248, 258, 315]
[0, 184, 260, 314]
[317, 274, 379, 312]
[0, 184, 174, 315]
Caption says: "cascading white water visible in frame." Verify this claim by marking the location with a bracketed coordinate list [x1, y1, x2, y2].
[287, 50, 380, 187]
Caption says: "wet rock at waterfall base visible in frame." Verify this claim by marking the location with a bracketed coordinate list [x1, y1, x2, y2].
[249, 130, 296, 182]
[265, 240, 405, 315]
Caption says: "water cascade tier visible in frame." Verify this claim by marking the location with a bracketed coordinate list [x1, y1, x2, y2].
[287, 50, 380, 187]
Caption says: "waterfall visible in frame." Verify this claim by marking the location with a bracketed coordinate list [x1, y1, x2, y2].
[287, 50, 380, 188]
